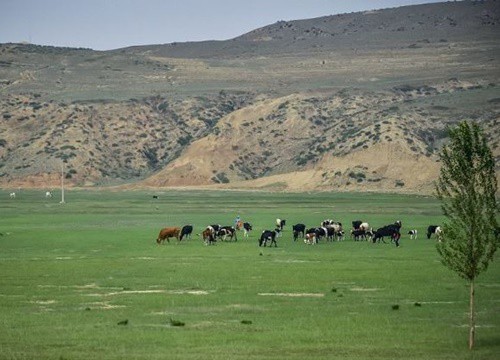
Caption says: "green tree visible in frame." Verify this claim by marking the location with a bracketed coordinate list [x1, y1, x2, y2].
[435, 121, 499, 349]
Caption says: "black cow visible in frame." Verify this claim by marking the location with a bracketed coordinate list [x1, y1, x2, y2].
[352, 220, 363, 230]
[352, 228, 372, 241]
[242, 222, 252, 238]
[259, 229, 280, 247]
[292, 223, 306, 241]
[372, 225, 401, 247]
[180, 225, 193, 241]
[152, 195, 159, 199]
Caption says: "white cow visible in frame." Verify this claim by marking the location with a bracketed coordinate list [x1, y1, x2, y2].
[9, 192, 16, 199]
[45, 191, 53, 198]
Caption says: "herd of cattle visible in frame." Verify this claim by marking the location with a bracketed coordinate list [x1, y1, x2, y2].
[156, 219, 444, 247]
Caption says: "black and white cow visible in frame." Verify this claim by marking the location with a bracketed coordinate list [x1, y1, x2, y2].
[276, 219, 286, 231]
[327, 223, 344, 241]
[372, 224, 401, 247]
[408, 229, 418, 240]
[242, 222, 253, 238]
[426, 225, 442, 241]
[352, 228, 372, 241]
[180, 225, 193, 241]
[259, 229, 281, 247]
[292, 223, 306, 241]
[218, 226, 237, 242]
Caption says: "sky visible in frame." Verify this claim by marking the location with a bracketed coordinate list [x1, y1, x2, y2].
[1, 0, 449, 51]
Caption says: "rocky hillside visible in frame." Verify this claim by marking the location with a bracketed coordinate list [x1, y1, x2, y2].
[0, 1, 499, 192]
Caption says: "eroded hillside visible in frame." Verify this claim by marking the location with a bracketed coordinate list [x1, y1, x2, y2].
[0, 1, 499, 192]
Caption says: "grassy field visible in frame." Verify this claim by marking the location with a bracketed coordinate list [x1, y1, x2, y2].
[0, 189, 498, 359]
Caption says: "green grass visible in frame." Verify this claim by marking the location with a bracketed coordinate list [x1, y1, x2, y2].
[0, 189, 498, 359]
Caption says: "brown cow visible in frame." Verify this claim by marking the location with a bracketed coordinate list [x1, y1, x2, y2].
[156, 227, 181, 244]
[202, 228, 216, 245]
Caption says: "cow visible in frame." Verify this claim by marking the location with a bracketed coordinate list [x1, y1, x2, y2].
[305, 227, 328, 243]
[327, 223, 344, 241]
[352, 220, 371, 233]
[276, 219, 286, 231]
[242, 222, 253, 238]
[156, 227, 181, 244]
[202, 228, 216, 245]
[259, 229, 280, 247]
[45, 191, 52, 198]
[152, 195, 159, 200]
[427, 225, 443, 241]
[352, 220, 363, 230]
[408, 229, 418, 240]
[321, 219, 335, 227]
[351, 228, 372, 241]
[218, 226, 237, 242]
[207, 224, 221, 236]
[9, 192, 16, 199]
[292, 223, 306, 241]
[180, 225, 193, 241]
[372, 225, 401, 247]
[235, 220, 243, 230]
[305, 228, 318, 244]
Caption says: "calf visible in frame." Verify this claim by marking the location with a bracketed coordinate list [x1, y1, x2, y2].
[156, 227, 181, 244]
[276, 218, 286, 231]
[242, 222, 253, 238]
[292, 223, 306, 241]
[259, 229, 280, 247]
[180, 225, 193, 241]
[408, 229, 418, 240]
[305, 228, 317, 244]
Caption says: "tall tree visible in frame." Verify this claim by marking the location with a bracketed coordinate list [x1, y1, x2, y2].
[435, 121, 499, 350]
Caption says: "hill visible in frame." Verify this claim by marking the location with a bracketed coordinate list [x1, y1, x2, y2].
[0, 1, 499, 192]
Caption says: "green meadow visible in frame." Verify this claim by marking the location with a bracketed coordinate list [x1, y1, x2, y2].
[0, 190, 498, 360]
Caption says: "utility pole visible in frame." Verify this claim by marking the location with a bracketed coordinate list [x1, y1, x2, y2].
[60, 162, 65, 204]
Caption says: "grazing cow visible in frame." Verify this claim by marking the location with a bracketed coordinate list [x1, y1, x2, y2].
[408, 229, 418, 240]
[45, 191, 52, 198]
[259, 229, 281, 247]
[372, 225, 401, 247]
[427, 225, 443, 241]
[242, 222, 253, 238]
[202, 228, 216, 245]
[276, 219, 286, 231]
[218, 226, 237, 242]
[351, 228, 372, 241]
[292, 223, 306, 241]
[152, 195, 159, 200]
[327, 223, 344, 241]
[9, 192, 16, 199]
[156, 227, 181, 244]
[180, 225, 193, 241]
